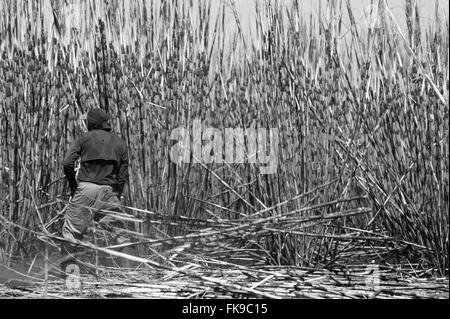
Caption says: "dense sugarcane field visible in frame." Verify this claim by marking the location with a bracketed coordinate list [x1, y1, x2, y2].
[0, 0, 448, 299]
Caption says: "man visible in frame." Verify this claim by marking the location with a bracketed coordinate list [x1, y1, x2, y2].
[61, 108, 129, 276]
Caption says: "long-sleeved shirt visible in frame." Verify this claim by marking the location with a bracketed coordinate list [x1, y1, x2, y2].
[62, 129, 129, 196]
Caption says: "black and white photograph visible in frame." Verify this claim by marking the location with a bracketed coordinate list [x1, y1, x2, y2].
[0, 0, 448, 306]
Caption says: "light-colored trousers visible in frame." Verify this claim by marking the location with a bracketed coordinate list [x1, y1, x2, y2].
[61, 182, 127, 270]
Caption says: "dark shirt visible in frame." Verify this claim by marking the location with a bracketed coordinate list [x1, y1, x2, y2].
[62, 129, 129, 196]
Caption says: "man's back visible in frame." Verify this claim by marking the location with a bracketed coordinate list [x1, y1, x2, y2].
[64, 129, 127, 189]
[62, 109, 128, 196]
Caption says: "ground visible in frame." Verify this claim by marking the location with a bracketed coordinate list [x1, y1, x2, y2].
[1, 264, 448, 299]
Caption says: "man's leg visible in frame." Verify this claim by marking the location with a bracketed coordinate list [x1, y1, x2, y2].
[94, 186, 129, 245]
[60, 183, 95, 277]
[94, 186, 132, 267]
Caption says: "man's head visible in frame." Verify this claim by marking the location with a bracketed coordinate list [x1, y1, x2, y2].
[86, 108, 111, 131]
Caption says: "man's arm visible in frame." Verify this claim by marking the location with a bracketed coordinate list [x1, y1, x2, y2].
[62, 137, 82, 195]
[117, 147, 129, 198]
